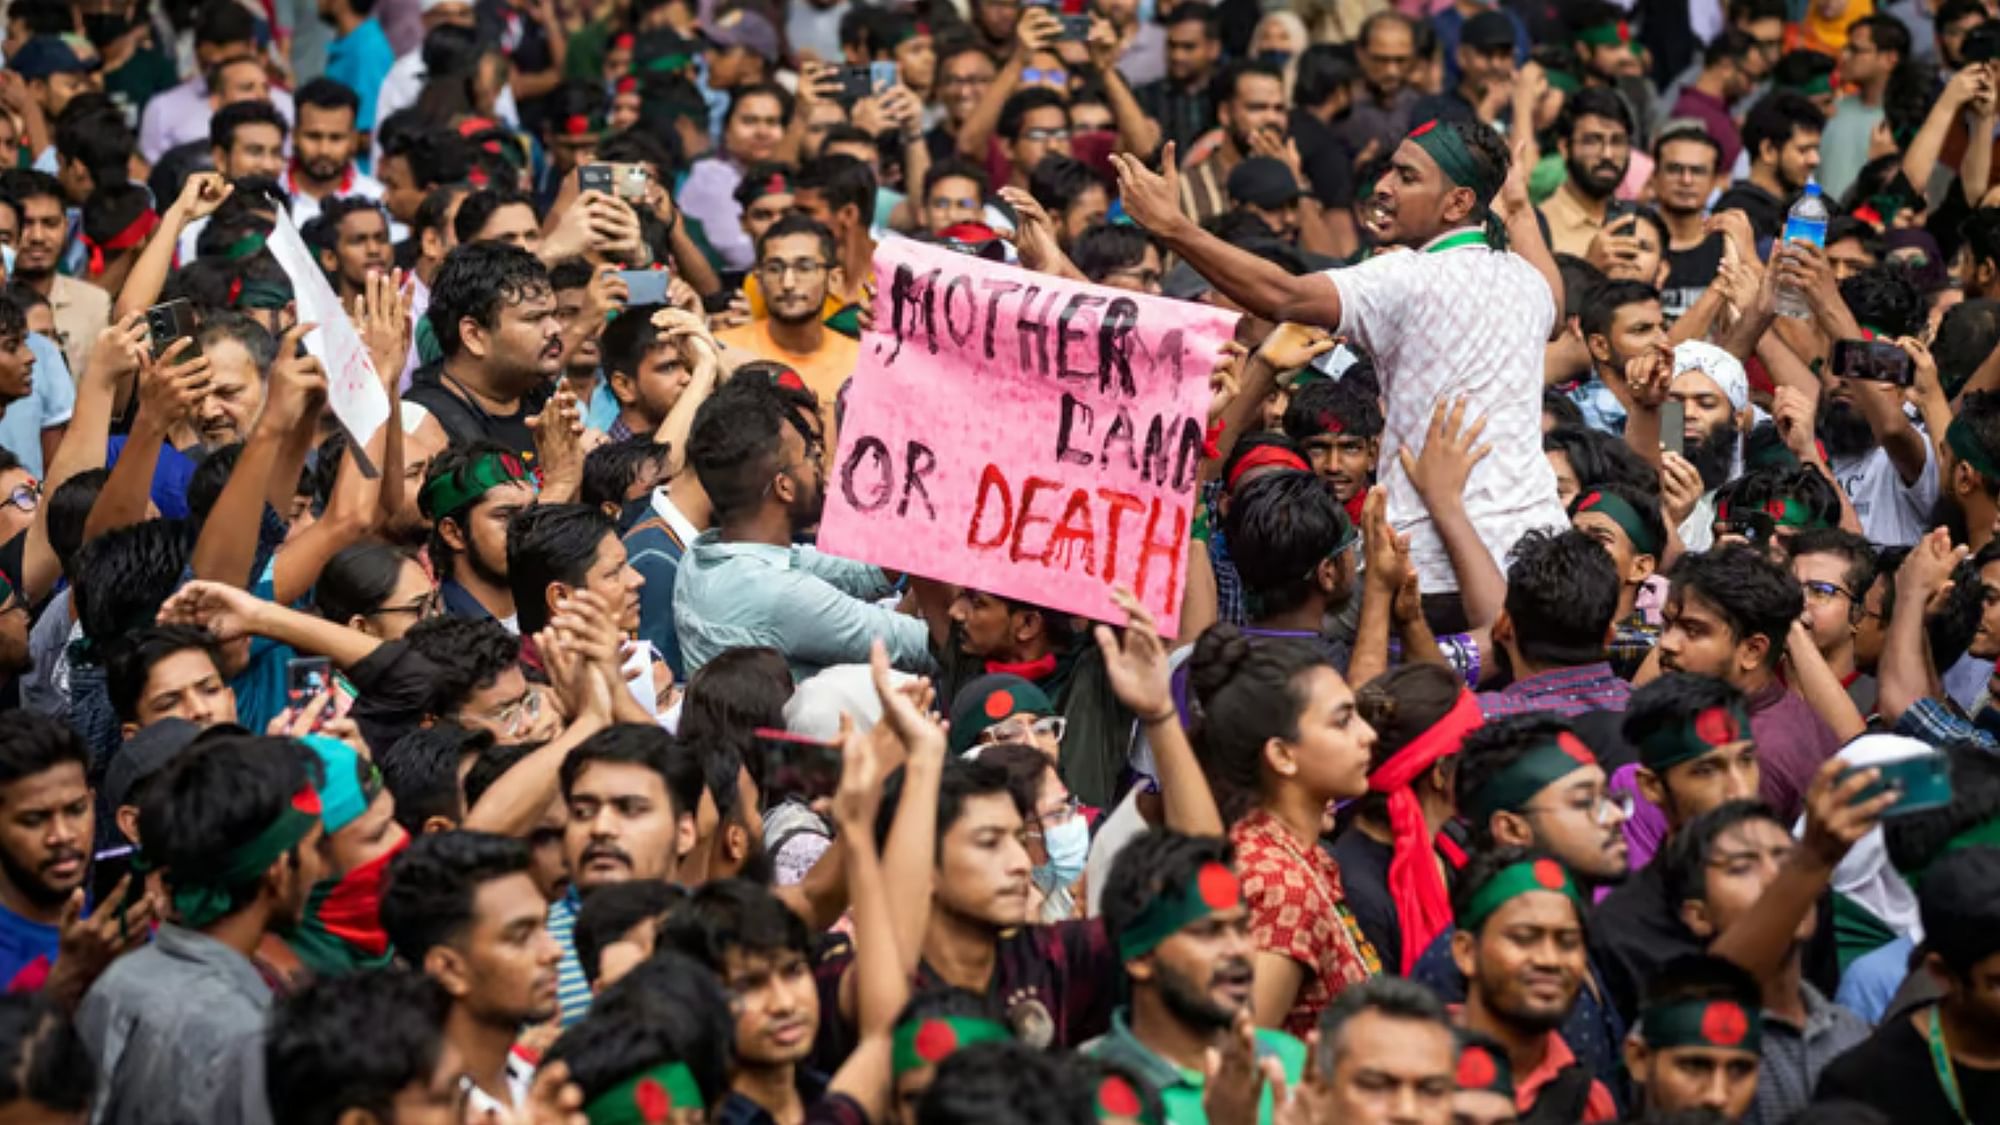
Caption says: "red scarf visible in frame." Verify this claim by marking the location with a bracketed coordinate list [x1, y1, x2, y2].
[985, 652, 1058, 680]
[1366, 691, 1483, 970]
[82, 207, 158, 277]
[316, 833, 407, 956]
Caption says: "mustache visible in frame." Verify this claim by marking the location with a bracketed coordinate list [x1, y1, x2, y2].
[581, 844, 631, 866]
[41, 849, 84, 871]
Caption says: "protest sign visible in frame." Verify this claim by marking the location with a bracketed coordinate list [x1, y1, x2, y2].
[818, 238, 1236, 634]
[266, 210, 391, 474]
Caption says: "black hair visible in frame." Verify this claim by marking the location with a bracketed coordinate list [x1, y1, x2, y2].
[1742, 92, 1826, 166]
[545, 950, 733, 1107]
[1580, 278, 1662, 341]
[1575, 480, 1666, 559]
[1454, 715, 1581, 848]
[384, 124, 475, 193]
[574, 880, 686, 985]
[1786, 527, 1875, 606]
[459, 738, 532, 812]
[918, 1041, 1093, 1125]
[924, 156, 990, 201]
[379, 830, 534, 960]
[210, 98, 287, 153]
[1218, 430, 1307, 494]
[1839, 266, 1924, 340]
[596, 130, 676, 180]
[265, 968, 450, 1125]
[70, 519, 193, 659]
[559, 724, 700, 828]
[1964, 208, 2000, 274]
[412, 182, 471, 247]
[542, 80, 609, 137]
[1544, 424, 1662, 492]
[1660, 799, 1783, 909]
[725, 82, 795, 130]
[1294, 42, 1356, 108]
[1883, 742, 2000, 874]
[1934, 300, 2000, 398]
[1638, 954, 1762, 1026]
[0, 712, 87, 800]
[1099, 828, 1233, 955]
[138, 733, 322, 913]
[315, 543, 414, 625]
[754, 210, 837, 264]
[1027, 154, 1103, 217]
[686, 378, 814, 524]
[735, 160, 799, 211]
[56, 103, 135, 189]
[1559, 84, 1636, 141]
[451, 186, 536, 246]
[582, 435, 670, 513]
[1210, 57, 1285, 108]
[377, 727, 471, 835]
[1702, 26, 1756, 67]
[1851, 12, 1911, 57]
[103, 625, 226, 725]
[505, 503, 618, 637]
[998, 88, 1067, 142]
[1503, 528, 1621, 667]
[45, 469, 106, 575]
[1554, 253, 1609, 325]
[660, 877, 812, 978]
[1187, 627, 1334, 815]
[1223, 469, 1349, 619]
[0, 169, 60, 215]
[1315, 974, 1450, 1072]
[1071, 223, 1155, 282]
[1919, 845, 2000, 977]
[1284, 373, 1384, 441]
[1666, 546, 1806, 668]
[1452, 845, 1584, 936]
[428, 240, 552, 358]
[1653, 121, 1724, 168]
[295, 76, 361, 119]
[402, 615, 522, 718]
[872, 755, 1025, 856]
[0, 995, 92, 1113]
[194, 0, 256, 44]
[796, 153, 876, 226]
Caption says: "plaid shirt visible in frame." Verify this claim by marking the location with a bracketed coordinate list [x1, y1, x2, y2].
[1895, 695, 2000, 753]
[1476, 662, 1633, 719]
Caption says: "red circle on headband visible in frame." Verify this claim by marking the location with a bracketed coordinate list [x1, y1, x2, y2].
[1097, 1077, 1142, 1117]
[1702, 1002, 1749, 1047]
[1531, 858, 1566, 890]
[1198, 863, 1239, 909]
[1694, 706, 1738, 746]
[636, 1076, 673, 1120]
[983, 690, 1016, 719]
[915, 1019, 958, 1063]
[1458, 1047, 1497, 1088]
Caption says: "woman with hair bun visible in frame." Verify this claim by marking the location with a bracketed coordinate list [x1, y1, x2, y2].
[1188, 624, 1380, 1037]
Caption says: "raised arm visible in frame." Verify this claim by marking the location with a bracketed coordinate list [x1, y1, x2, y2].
[1399, 397, 1505, 630]
[190, 324, 321, 589]
[112, 173, 233, 321]
[1902, 68, 1987, 199]
[22, 315, 147, 602]
[156, 579, 385, 669]
[648, 310, 722, 476]
[1086, 17, 1161, 157]
[1097, 586, 1223, 835]
[1876, 529, 1967, 724]
[826, 716, 900, 1122]
[84, 339, 207, 540]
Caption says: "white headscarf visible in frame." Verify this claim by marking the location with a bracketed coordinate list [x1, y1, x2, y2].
[1794, 734, 1933, 940]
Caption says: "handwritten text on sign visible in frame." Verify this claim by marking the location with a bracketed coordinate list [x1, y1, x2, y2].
[817, 239, 1235, 634]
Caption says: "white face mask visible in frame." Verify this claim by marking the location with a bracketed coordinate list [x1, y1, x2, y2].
[2, 244, 14, 279]
[1033, 816, 1090, 890]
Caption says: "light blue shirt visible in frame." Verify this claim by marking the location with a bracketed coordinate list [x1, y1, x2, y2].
[671, 530, 936, 679]
[0, 334, 75, 478]
[1835, 934, 1913, 1024]
[1568, 374, 1628, 436]
[326, 17, 396, 130]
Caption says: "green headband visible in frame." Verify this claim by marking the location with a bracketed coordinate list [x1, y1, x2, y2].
[1778, 74, 1833, 97]
[1638, 700, 1751, 772]
[1115, 861, 1243, 961]
[168, 783, 321, 928]
[1639, 997, 1763, 1054]
[1462, 732, 1597, 824]
[1948, 416, 2000, 481]
[640, 52, 693, 74]
[1576, 21, 1641, 55]
[1545, 68, 1581, 93]
[234, 279, 292, 310]
[1407, 120, 1507, 248]
[1571, 489, 1661, 556]
[585, 1061, 704, 1125]
[223, 231, 268, 261]
[891, 1016, 1012, 1076]
[1900, 818, 2000, 885]
[1459, 857, 1584, 935]
[418, 450, 535, 521]
[1763, 495, 1829, 531]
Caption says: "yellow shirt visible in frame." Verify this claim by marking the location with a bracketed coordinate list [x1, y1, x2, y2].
[1539, 182, 1608, 260]
[714, 319, 859, 454]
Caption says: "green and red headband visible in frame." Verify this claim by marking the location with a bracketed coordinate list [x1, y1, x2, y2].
[168, 783, 321, 928]
[1718, 494, 1827, 532]
[1407, 118, 1506, 246]
[561, 112, 606, 138]
[1572, 489, 1661, 556]
[1778, 73, 1834, 97]
[1639, 997, 1762, 1054]
[585, 1061, 704, 1124]
[891, 1016, 1012, 1076]
[1576, 20, 1641, 55]
[1459, 856, 1584, 935]
[1456, 1041, 1514, 1098]
[1093, 1073, 1158, 1123]
[82, 207, 158, 278]
[1899, 817, 2000, 885]
[1461, 732, 1597, 824]
[419, 450, 536, 521]
[1116, 861, 1243, 961]
[1948, 416, 2000, 482]
[1638, 700, 1751, 772]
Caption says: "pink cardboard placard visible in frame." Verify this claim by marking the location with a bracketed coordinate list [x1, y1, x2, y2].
[817, 238, 1237, 634]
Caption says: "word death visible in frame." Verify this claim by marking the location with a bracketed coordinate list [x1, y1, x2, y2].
[818, 239, 1236, 634]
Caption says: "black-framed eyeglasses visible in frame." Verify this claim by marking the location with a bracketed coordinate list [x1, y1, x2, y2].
[1801, 579, 1855, 606]
[0, 482, 39, 513]
[375, 591, 441, 619]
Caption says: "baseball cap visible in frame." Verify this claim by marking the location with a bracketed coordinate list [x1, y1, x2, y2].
[1161, 261, 1214, 301]
[104, 719, 204, 813]
[1226, 157, 1302, 209]
[707, 9, 780, 64]
[1462, 11, 1516, 50]
[11, 35, 101, 79]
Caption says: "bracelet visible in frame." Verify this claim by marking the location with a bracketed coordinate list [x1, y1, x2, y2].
[1140, 704, 1178, 725]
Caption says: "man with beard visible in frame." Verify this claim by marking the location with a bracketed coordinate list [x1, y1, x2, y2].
[406, 241, 563, 464]
[1715, 94, 1824, 244]
[715, 215, 858, 453]
[1540, 87, 1635, 259]
[1657, 547, 1839, 825]
[1577, 279, 1667, 434]
[1449, 848, 1619, 1122]
[1338, 13, 1421, 162]
[1135, 6, 1223, 157]
[1085, 829, 1306, 1123]
[1623, 956, 1764, 1121]
[420, 440, 539, 627]
[675, 367, 928, 678]
[0, 170, 107, 378]
[1624, 341, 1754, 551]
[1817, 269, 1936, 546]
[380, 830, 563, 1115]
[283, 79, 387, 228]
[1178, 59, 1288, 228]
[307, 197, 395, 304]
[1938, 392, 2000, 554]
[1283, 377, 1380, 528]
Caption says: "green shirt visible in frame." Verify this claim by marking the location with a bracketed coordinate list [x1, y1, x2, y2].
[1082, 1008, 1306, 1125]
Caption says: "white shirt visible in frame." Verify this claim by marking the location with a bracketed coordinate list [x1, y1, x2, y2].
[1328, 233, 1569, 592]
[462, 1053, 535, 1118]
[1830, 436, 1937, 548]
[138, 79, 296, 165]
[280, 165, 388, 229]
[372, 50, 520, 167]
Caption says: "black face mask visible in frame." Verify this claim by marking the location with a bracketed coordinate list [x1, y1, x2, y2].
[82, 11, 135, 48]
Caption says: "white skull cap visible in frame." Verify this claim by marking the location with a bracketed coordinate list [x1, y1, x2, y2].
[1670, 341, 1748, 413]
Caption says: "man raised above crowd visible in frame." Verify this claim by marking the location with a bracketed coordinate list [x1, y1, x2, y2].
[1114, 117, 1566, 633]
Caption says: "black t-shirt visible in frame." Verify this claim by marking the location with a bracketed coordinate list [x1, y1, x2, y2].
[1713, 180, 1787, 243]
[1291, 108, 1358, 210]
[1815, 1007, 2000, 1124]
[1661, 233, 1725, 323]
[1328, 828, 1400, 973]
[404, 378, 543, 468]
[1587, 860, 1699, 1026]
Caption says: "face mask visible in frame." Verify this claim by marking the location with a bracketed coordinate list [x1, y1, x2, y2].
[2, 245, 14, 279]
[1033, 816, 1089, 890]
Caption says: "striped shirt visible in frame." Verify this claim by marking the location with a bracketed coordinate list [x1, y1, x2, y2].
[547, 891, 591, 1027]
[1476, 663, 1633, 719]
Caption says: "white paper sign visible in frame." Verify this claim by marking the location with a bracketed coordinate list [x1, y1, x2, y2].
[266, 210, 391, 472]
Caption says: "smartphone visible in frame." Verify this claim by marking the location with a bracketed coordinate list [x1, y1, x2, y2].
[1963, 22, 2000, 63]
[1845, 753, 1954, 818]
[868, 60, 899, 94]
[1056, 14, 1090, 40]
[1831, 338, 1915, 386]
[145, 298, 201, 360]
[615, 164, 649, 202]
[285, 656, 336, 729]
[837, 65, 875, 103]
[616, 268, 670, 306]
[1660, 400, 1686, 457]
[90, 844, 135, 908]
[578, 163, 614, 195]
[752, 727, 844, 804]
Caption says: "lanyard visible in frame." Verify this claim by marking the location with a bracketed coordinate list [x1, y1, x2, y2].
[1930, 1005, 1974, 1124]
[1424, 229, 1487, 254]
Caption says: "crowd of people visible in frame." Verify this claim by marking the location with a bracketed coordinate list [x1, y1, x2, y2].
[0, 0, 1995, 1121]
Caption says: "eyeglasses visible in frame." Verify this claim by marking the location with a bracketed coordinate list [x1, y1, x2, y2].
[0, 481, 38, 513]
[1660, 162, 1715, 180]
[1026, 793, 1082, 836]
[484, 686, 544, 737]
[1521, 788, 1634, 827]
[1801, 579, 1855, 606]
[980, 715, 1068, 745]
[758, 259, 828, 281]
[376, 591, 442, 618]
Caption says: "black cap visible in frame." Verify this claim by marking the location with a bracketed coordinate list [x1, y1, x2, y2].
[104, 719, 203, 813]
[1226, 156, 1302, 209]
[1462, 11, 1517, 50]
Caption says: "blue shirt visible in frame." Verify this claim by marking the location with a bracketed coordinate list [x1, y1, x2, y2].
[0, 900, 59, 993]
[104, 435, 199, 520]
[1834, 935, 1913, 1025]
[0, 334, 75, 478]
[229, 558, 298, 733]
[548, 889, 591, 1027]
[325, 17, 395, 130]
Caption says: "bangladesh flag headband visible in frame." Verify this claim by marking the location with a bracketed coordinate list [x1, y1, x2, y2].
[1571, 489, 1661, 556]
[1638, 700, 1751, 772]
[891, 1016, 1011, 1076]
[1576, 20, 1642, 56]
[1459, 857, 1584, 935]
[419, 450, 535, 521]
[165, 783, 321, 928]
[1461, 731, 1597, 824]
[1948, 416, 2000, 482]
[1456, 1041, 1514, 1098]
[1406, 118, 1506, 248]
[1115, 861, 1242, 961]
[585, 1061, 703, 1125]
[1094, 1074, 1159, 1124]
[1639, 997, 1762, 1054]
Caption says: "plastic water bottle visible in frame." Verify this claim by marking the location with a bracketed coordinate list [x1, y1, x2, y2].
[1774, 181, 1829, 319]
